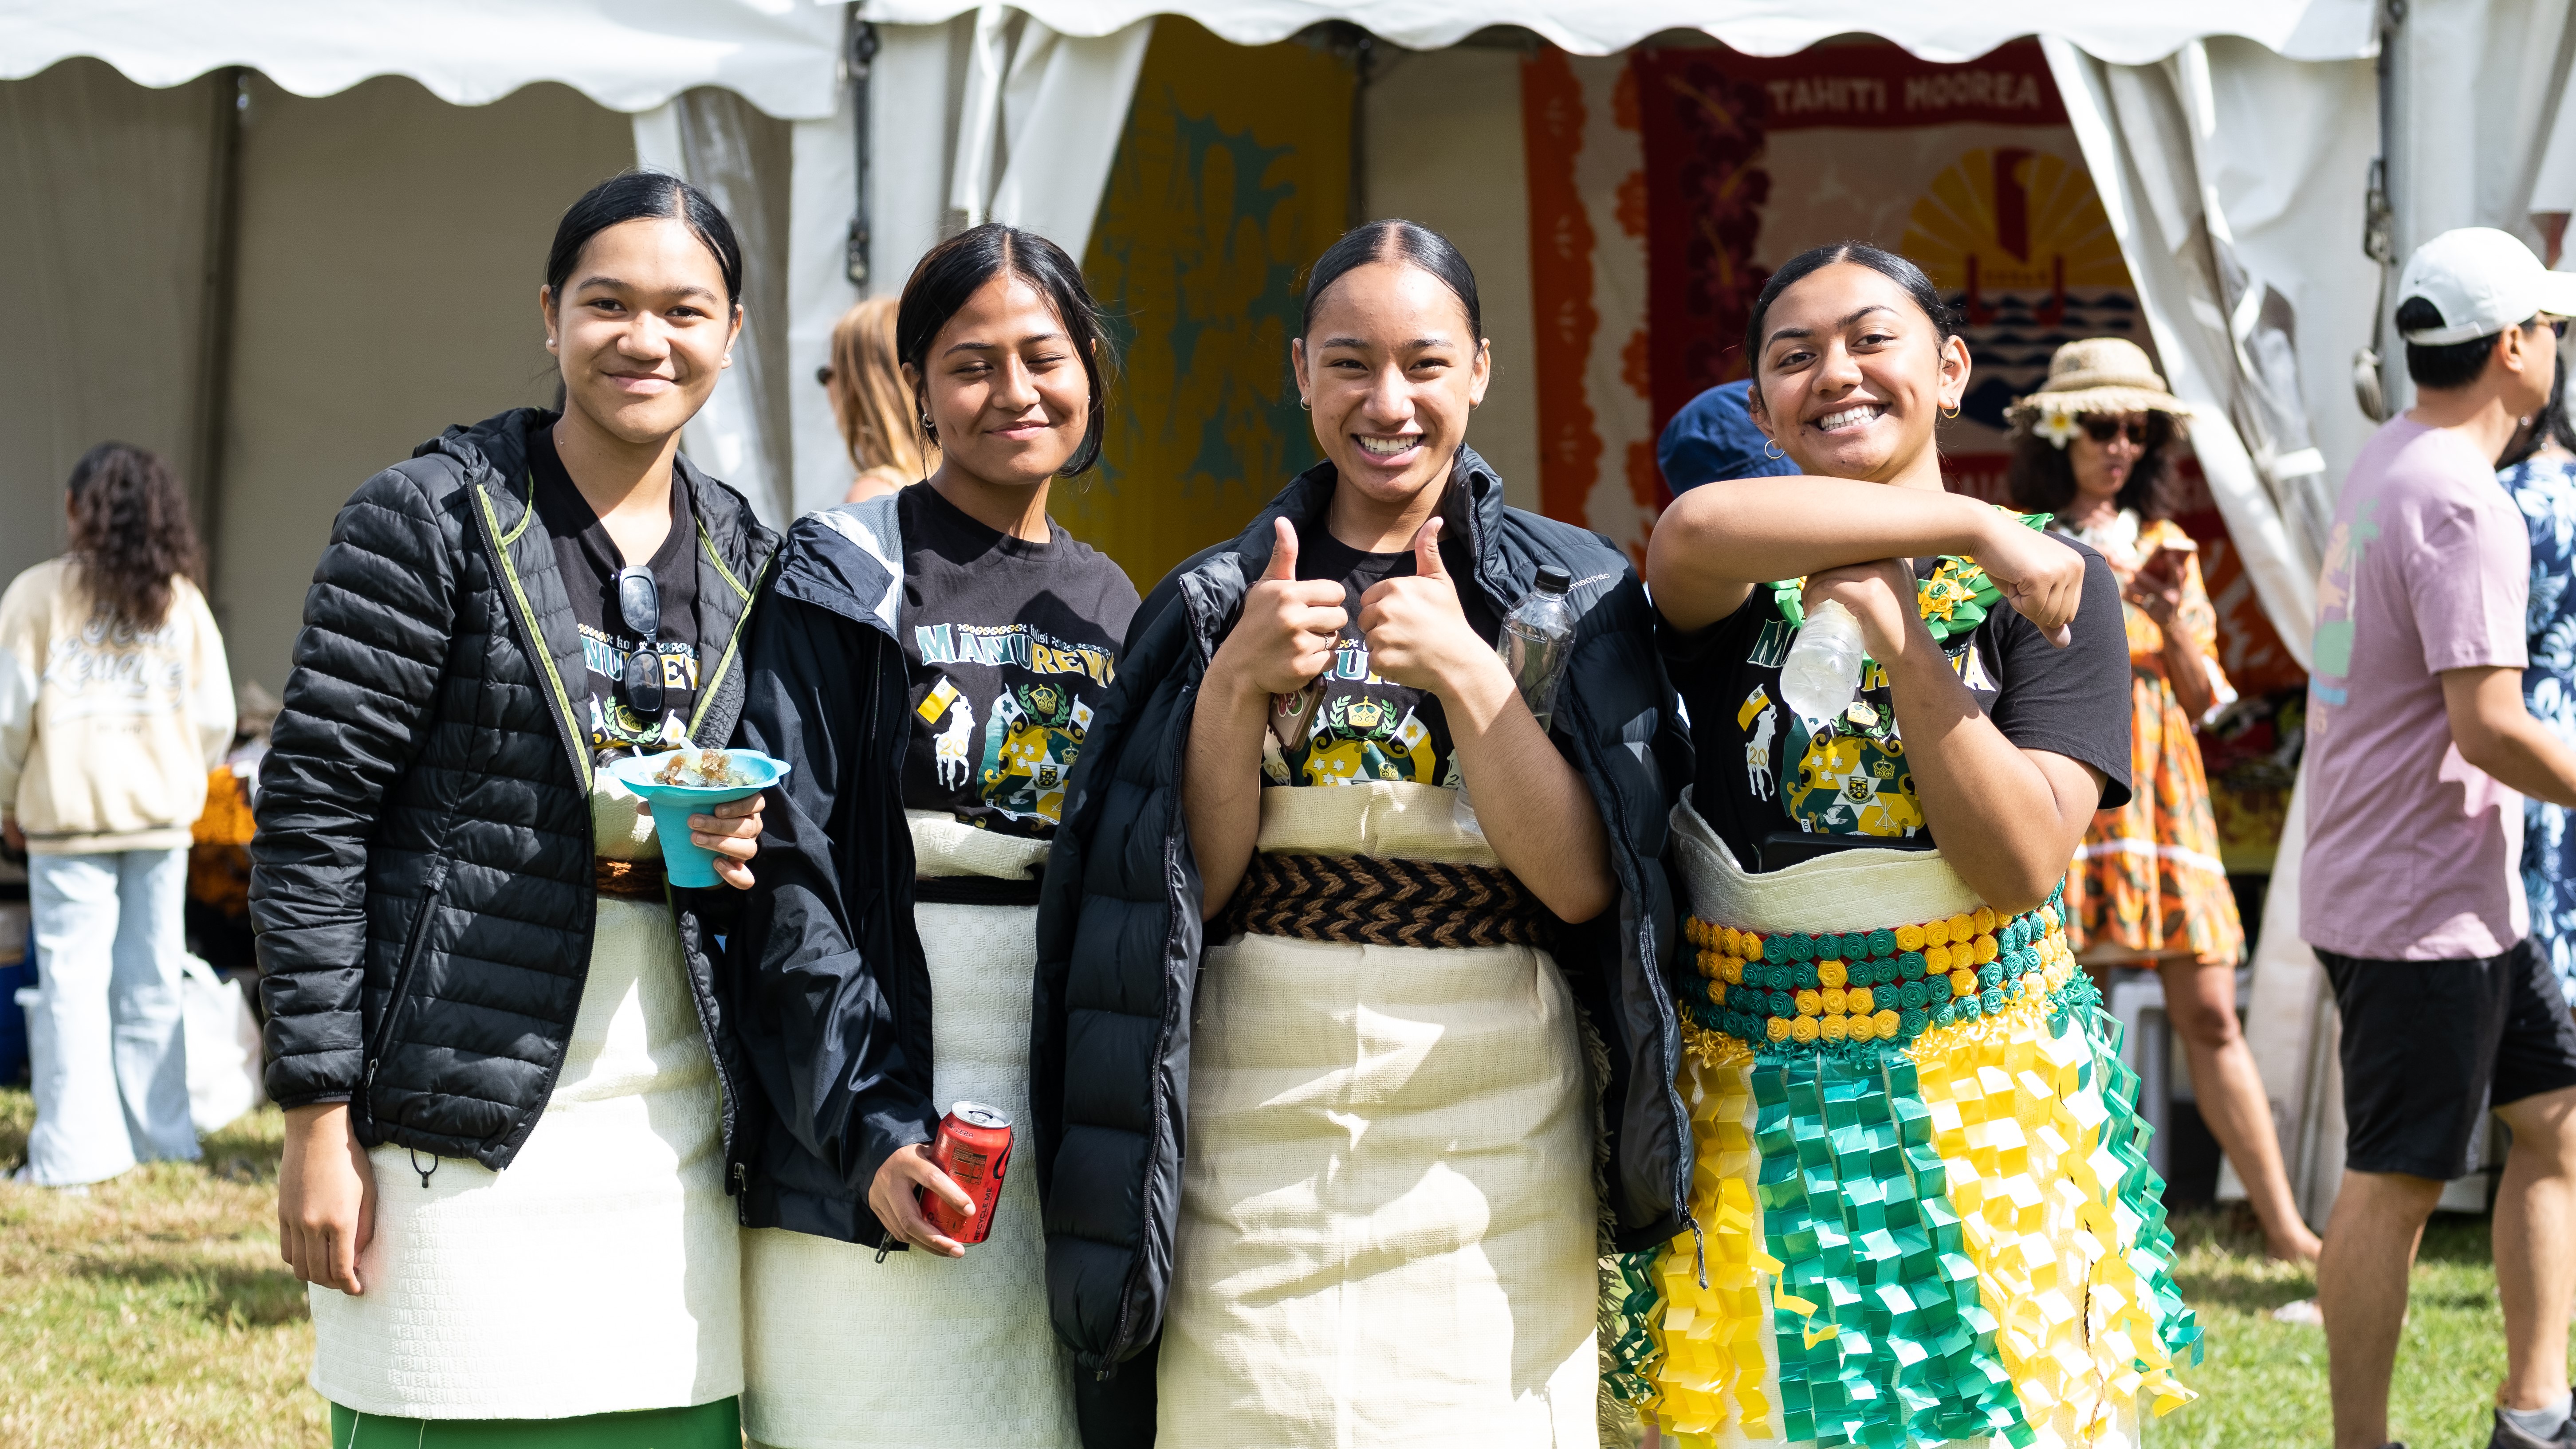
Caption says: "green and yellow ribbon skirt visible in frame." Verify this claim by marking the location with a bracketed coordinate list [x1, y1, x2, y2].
[1616, 885, 2199, 1447]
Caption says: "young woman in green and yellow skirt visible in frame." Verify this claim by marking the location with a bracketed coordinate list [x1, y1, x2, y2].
[1624, 243, 2199, 1449]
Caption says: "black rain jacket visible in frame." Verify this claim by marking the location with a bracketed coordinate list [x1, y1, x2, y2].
[725, 494, 940, 1244]
[1029, 448, 1698, 1381]
[250, 408, 779, 1174]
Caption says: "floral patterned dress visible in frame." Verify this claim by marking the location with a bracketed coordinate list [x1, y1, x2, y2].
[2055, 511, 2247, 966]
[2502, 452, 2576, 1001]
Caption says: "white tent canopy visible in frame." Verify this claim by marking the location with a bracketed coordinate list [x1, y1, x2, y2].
[0, 0, 2385, 113]
[0, 0, 848, 118]
[859, 0, 2379, 65]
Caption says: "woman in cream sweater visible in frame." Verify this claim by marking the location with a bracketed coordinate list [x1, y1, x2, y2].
[0, 440, 235, 1188]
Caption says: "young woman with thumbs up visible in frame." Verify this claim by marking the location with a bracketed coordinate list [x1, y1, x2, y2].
[1030, 220, 1695, 1448]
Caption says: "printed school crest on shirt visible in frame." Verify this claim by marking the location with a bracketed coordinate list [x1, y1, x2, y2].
[1662, 528, 2136, 873]
[891, 483, 1139, 838]
[1745, 645, 1990, 840]
[578, 630, 699, 754]
[1257, 527, 1495, 792]
[912, 623, 1112, 827]
[1262, 633, 1449, 787]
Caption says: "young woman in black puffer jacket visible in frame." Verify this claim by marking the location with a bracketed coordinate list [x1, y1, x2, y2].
[250, 173, 777, 1447]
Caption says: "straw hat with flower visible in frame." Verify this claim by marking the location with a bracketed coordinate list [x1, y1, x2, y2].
[2005, 337, 2192, 450]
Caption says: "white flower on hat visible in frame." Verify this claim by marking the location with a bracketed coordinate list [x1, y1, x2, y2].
[2032, 409, 2082, 449]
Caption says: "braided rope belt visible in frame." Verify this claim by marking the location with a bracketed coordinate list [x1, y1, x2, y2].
[1221, 852, 1554, 949]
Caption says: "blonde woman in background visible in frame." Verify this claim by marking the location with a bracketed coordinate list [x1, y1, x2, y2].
[822, 295, 933, 503]
[1, 441, 234, 1189]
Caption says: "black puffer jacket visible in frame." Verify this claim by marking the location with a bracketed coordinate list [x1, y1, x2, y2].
[250, 408, 779, 1172]
[1030, 448, 1697, 1380]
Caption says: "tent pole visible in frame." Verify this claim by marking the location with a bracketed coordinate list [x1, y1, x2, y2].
[192, 67, 244, 606]
[2353, 2, 2403, 424]
[847, 14, 877, 289]
[1349, 29, 1373, 226]
[2375, 0, 2407, 418]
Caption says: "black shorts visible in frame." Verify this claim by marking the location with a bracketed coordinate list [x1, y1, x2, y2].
[2319, 938, 2576, 1180]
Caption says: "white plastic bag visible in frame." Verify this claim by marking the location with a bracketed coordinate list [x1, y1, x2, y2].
[181, 954, 263, 1133]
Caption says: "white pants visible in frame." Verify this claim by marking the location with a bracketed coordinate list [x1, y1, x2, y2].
[24, 848, 197, 1185]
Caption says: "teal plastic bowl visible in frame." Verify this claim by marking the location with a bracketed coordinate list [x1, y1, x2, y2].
[602, 750, 791, 888]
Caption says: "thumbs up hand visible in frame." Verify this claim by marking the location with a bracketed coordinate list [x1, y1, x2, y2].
[1357, 516, 1484, 696]
[1211, 517, 1350, 698]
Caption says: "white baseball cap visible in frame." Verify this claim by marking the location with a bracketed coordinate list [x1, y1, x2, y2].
[2398, 227, 2576, 344]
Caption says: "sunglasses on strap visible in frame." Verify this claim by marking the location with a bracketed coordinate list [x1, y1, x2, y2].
[615, 565, 665, 716]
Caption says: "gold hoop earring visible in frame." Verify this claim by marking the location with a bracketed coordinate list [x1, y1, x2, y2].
[1941, 402, 1961, 420]
[1763, 439, 1785, 460]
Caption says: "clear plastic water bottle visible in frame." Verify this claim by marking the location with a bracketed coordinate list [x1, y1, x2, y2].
[1778, 597, 1867, 725]
[1457, 565, 1580, 833]
[1498, 565, 1579, 732]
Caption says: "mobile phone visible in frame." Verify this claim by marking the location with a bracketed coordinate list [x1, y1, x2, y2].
[1753, 830, 1938, 872]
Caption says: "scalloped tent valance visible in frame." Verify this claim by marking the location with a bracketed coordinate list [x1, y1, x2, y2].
[0, 0, 849, 118]
[854, 0, 2379, 64]
[0, 0, 2376, 122]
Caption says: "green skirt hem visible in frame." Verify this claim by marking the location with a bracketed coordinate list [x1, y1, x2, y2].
[329, 1396, 740, 1448]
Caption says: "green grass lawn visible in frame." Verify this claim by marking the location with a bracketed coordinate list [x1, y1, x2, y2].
[2158, 1207, 2508, 1449]
[0, 1084, 2529, 1448]
[0, 1090, 321, 1448]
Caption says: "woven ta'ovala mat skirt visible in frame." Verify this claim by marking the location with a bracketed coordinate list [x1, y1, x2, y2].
[1159, 780, 1598, 1448]
[739, 812, 1076, 1449]
[1613, 791, 2198, 1449]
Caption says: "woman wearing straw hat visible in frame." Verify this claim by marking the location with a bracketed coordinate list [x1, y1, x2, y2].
[2006, 336, 2321, 1263]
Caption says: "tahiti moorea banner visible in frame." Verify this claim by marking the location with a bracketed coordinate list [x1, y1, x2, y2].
[1523, 37, 2144, 558]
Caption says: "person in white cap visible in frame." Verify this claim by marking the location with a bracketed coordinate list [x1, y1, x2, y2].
[2305, 226, 2576, 1449]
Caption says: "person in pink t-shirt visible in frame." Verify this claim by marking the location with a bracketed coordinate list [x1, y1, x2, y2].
[2304, 227, 2576, 1449]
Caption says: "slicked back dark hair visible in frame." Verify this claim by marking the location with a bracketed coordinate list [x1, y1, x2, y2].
[545, 170, 744, 309]
[895, 222, 1112, 476]
[1743, 241, 1959, 385]
[66, 441, 201, 631]
[1299, 219, 1483, 341]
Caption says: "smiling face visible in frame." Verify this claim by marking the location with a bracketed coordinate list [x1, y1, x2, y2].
[905, 271, 1091, 490]
[1293, 260, 1491, 515]
[1746, 262, 1968, 487]
[543, 217, 739, 447]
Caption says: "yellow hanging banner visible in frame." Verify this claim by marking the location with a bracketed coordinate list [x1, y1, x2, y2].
[1060, 20, 1354, 594]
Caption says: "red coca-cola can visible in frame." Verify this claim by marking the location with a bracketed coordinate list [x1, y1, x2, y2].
[920, 1101, 1012, 1246]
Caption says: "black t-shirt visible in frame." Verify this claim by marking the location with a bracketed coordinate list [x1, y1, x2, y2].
[529, 424, 703, 767]
[1262, 527, 1503, 789]
[897, 483, 1140, 836]
[1660, 540, 2133, 872]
